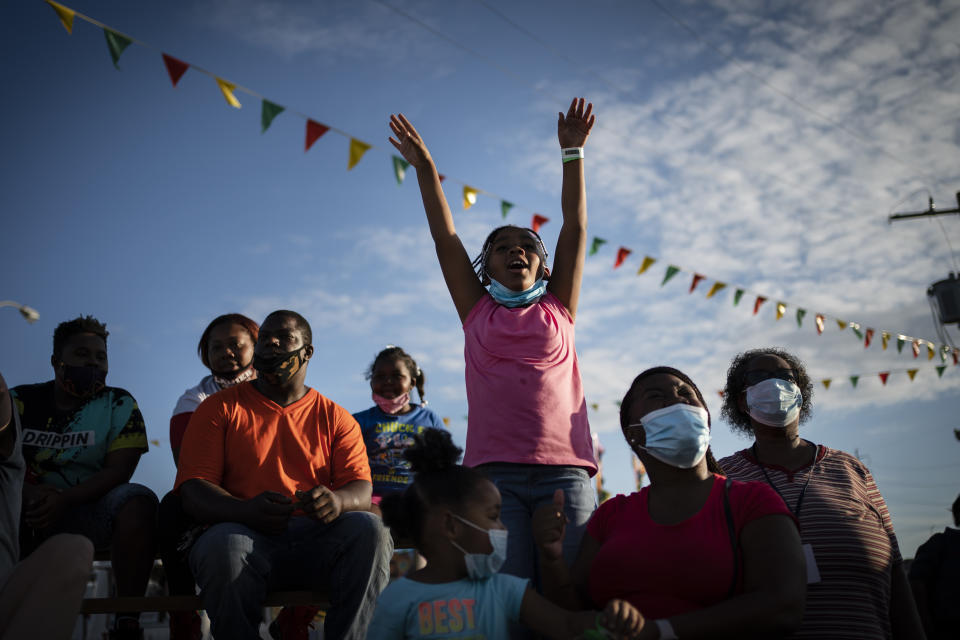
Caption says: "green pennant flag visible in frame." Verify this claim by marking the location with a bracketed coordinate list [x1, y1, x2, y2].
[392, 156, 409, 185]
[896, 336, 905, 353]
[936, 365, 946, 378]
[104, 29, 133, 69]
[733, 288, 745, 306]
[796, 308, 806, 327]
[849, 375, 859, 388]
[589, 237, 607, 256]
[851, 324, 863, 340]
[260, 100, 284, 133]
[500, 201, 513, 219]
[661, 265, 680, 286]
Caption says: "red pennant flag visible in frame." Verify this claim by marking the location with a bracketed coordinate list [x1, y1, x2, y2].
[911, 340, 920, 358]
[162, 54, 189, 87]
[438, 174, 446, 183]
[531, 214, 549, 233]
[305, 120, 329, 152]
[878, 372, 889, 385]
[753, 296, 767, 315]
[614, 247, 632, 269]
[864, 328, 874, 349]
[815, 314, 824, 335]
[689, 273, 705, 294]
[717, 391, 725, 398]
[954, 349, 959, 365]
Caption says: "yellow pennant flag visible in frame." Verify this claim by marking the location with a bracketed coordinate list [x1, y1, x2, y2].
[705, 282, 726, 298]
[822, 379, 831, 389]
[636, 256, 656, 275]
[348, 138, 372, 170]
[215, 78, 241, 108]
[776, 302, 786, 320]
[836, 319, 847, 330]
[926, 343, 935, 360]
[881, 330, 890, 350]
[463, 186, 478, 210]
[442, 417, 450, 427]
[46, 0, 75, 33]
[906, 369, 918, 380]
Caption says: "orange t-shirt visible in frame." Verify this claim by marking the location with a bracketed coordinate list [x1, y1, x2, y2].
[174, 382, 371, 500]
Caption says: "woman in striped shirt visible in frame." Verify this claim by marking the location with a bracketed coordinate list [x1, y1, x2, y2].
[718, 347, 925, 639]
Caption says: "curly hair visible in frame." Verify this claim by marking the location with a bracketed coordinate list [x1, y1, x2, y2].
[618, 366, 723, 474]
[471, 225, 549, 284]
[720, 347, 814, 438]
[53, 316, 108, 359]
[197, 313, 260, 369]
[366, 345, 426, 403]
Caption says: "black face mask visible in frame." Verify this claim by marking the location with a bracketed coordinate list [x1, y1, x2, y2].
[253, 347, 307, 385]
[59, 363, 107, 398]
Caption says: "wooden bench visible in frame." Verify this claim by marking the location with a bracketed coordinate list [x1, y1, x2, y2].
[81, 591, 329, 615]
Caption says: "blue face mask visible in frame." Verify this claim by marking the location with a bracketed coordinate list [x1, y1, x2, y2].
[487, 278, 547, 308]
[629, 404, 711, 469]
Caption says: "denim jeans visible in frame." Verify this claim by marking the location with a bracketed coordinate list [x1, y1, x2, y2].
[189, 512, 392, 640]
[478, 464, 597, 588]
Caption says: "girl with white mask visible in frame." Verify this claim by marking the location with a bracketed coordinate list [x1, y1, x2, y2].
[533, 367, 806, 640]
[369, 428, 644, 639]
[719, 349, 925, 639]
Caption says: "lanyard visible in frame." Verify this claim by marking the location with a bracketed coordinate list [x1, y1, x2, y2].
[751, 442, 819, 520]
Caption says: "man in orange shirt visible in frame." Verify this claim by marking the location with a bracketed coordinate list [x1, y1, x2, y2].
[175, 310, 392, 640]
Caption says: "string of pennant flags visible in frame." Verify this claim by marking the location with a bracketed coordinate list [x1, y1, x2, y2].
[41, 1, 959, 378]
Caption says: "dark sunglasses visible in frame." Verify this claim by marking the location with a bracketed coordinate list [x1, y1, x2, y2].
[742, 368, 798, 387]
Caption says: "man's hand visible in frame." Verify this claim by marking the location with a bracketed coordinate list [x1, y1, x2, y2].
[388, 114, 434, 170]
[24, 485, 68, 530]
[242, 491, 295, 535]
[532, 489, 567, 562]
[557, 97, 595, 149]
[600, 599, 646, 639]
[297, 485, 343, 524]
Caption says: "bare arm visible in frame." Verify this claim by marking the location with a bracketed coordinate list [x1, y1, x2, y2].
[533, 490, 597, 609]
[0, 372, 13, 460]
[297, 479, 372, 524]
[389, 114, 485, 322]
[180, 478, 294, 535]
[890, 562, 926, 639]
[520, 589, 645, 639]
[547, 98, 595, 321]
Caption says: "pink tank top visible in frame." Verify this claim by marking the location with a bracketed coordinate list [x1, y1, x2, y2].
[462, 292, 596, 474]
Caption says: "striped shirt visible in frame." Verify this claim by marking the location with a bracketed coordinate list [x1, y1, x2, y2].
[720, 444, 901, 639]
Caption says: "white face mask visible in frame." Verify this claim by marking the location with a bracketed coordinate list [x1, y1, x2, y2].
[745, 378, 802, 427]
[630, 404, 711, 469]
[450, 514, 508, 580]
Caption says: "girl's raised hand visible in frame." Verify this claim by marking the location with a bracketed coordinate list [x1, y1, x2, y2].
[600, 599, 645, 639]
[558, 97, 595, 149]
[389, 113, 433, 170]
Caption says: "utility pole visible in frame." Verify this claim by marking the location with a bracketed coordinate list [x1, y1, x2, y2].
[888, 191, 960, 222]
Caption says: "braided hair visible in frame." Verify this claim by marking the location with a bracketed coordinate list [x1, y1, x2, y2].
[366, 345, 427, 404]
[471, 225, 549, 284]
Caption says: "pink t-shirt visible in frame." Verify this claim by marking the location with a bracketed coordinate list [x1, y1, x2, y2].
[586, 475, 794, 618]
[462, 292, 596, 473]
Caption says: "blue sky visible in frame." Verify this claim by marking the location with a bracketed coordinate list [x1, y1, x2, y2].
[2, 0, 958, 559]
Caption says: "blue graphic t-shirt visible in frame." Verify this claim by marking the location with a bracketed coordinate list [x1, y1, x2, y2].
[11, 381, 148, 489]
[368, 573, 529, 639]
[353, 404, 444, 496]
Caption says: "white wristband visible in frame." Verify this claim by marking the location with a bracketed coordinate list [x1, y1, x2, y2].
[655, 619, 678, 639]
[561, 147, 584, 163]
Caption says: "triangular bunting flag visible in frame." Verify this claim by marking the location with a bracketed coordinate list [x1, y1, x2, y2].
[104, 28, 133, 69]
[850, 323, 863, 340]
[689, 274, 706, 294]
[442, 417, 450, 427]
[162, 54, 189, 87]
[305, 120, 330, 152]
[463, 186, 478, 210]
[260, 100, 284, 133]
[531, 214, 549, 232]
[706, 282, 727, 298]
[878, 372, 889, 385]
[149, 439, 161, 447]
[614, 247, 632, 269]
[864, 328, 874, 349]
[815, 314, 824, 335]
[822, 379, 831, 389]
[753, 296, 767, 315]
[911, 340, 920, 358]
[881, 331, 890, 350]
[348, 138, 372, 170]
[661, 265, 680, 286]
[717, 391, 725, 398]
[942, 346, 950, 363]
[926, 343, 935, 360]
[954, 349, 959, 365]
[733, 289, 745, 306]
[438, 174, 446, 183]
[637, 256, 656, 275]
[46, 1, 75, 34]
[775, 302, 786, 320]
[896, 335, 905, 353]
[850, 375, 859, 388]
[796, 308, 806, 327]
[215, 78, 241, 108]
[836, 319, 847, 330]
[392, 156, 409, 185]
[589, 237, 607, 256]
[589, 402, 599, 411]
[907, 369, 918, 381]
[936, 365, 946, 378]
[500, 201, 513, 219]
